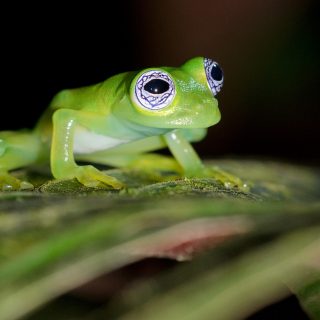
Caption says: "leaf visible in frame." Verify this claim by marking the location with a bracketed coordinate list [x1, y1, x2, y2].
[289, 270, 320, 319]
[0, 160, 319, 320]
[117, 227, 320, 320]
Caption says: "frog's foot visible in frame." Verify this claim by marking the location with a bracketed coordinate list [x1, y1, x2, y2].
[201, 166, 250, 192]
[0, 171, 34, 191]
[127, 154, 182, 181]
[74, 165, 125, 189]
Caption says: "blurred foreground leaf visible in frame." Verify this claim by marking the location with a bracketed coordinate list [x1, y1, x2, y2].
[115, 227, 320, 320]
[290, 271, 320, 319]
[0, 160, 319, 320]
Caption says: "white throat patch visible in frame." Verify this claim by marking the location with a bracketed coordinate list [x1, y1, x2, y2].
[73, 126, 130, 154]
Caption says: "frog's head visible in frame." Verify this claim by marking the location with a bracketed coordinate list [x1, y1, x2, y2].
[114, 57, 223, 129]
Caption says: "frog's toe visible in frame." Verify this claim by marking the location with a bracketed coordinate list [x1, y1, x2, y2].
[19, 181, 35, 190]
[75, 165, 125, 190]
[204, 166, 250, 191]
[0, 172, 34, 191]
[97, 174, 125, 190]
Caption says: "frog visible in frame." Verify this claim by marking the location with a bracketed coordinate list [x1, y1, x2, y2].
[0, 56, 243, 190]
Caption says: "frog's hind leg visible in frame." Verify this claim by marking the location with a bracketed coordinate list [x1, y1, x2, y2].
[76, 135, 183, 179]
[79, 153, 181, 173]
[77, 152, 182, 183]
[0, 131, 43, 190]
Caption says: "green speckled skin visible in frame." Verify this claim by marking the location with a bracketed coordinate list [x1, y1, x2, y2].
[0, 57, 228, 190]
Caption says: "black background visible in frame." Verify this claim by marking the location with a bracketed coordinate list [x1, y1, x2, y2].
[1, 0, 319, 164]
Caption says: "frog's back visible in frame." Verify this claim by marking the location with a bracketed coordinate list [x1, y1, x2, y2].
[49, 82, 106, 112]
[48, 72, 133, 113]
[35, 80, 106, 140]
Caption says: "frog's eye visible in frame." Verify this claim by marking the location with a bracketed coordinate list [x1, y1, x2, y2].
[133, 70, 176, 110]
[204, 58, 224, 96]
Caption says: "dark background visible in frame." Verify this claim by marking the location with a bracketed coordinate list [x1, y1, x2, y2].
[1, 0, 319, 164]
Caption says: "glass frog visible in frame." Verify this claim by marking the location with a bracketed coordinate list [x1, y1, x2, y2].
[0, 57, 242, 190]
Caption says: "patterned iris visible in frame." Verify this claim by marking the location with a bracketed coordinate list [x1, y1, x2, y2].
[134, 70, 176, 110]
[204, 58, 224, 96]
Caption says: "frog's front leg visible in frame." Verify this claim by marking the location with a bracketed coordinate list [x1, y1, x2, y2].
[0, 131, 43, 190]
[51, 109, 124, 189]
[163, 130, 204, 177]
[164, 130, 245, 189]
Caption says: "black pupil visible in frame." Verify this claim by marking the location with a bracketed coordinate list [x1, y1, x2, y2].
[144, 79, 170, 94]
[211, 63, 223, 81]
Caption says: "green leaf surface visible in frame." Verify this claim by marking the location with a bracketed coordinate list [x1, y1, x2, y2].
[0, 160, 319, 320]
[117, 227, 320, 320]
[289, 271, 320, 319]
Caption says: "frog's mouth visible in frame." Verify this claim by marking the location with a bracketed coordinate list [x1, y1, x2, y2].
[127, 102, 221, 129]
[154, 101, 221, 129]
[114, 94, 221, 129]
